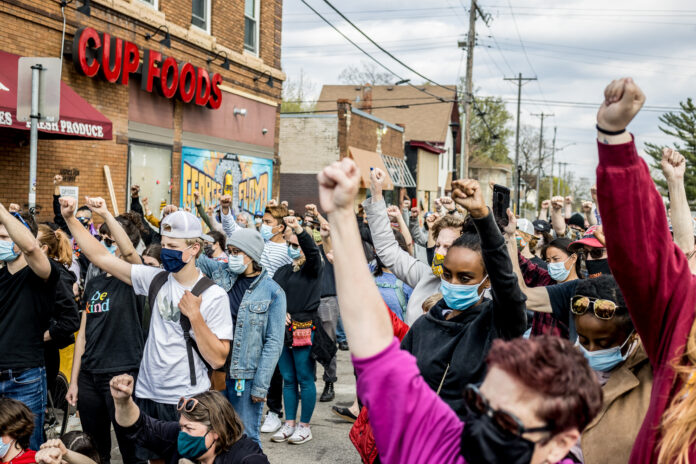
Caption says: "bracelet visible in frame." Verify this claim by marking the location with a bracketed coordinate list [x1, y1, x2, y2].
[596, 124, 626, 136]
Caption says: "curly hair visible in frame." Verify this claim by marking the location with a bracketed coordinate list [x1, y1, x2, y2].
[431, 214, 464, 242]
[0, 398, 34, 450]
[573, 275, 633, 332]
[486, 335, 603, 436]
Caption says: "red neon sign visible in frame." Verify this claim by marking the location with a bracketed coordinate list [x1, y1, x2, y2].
[72, 27, 223, 109]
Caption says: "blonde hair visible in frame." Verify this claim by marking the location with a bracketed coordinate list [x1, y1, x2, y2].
[185, 237, 205, 258]
[658, 320, 696, 464]
[422, 293, 442, 313]
[37, 224, 72, 267]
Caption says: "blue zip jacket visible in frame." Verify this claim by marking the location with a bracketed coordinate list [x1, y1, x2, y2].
[198, 255, 286, 398]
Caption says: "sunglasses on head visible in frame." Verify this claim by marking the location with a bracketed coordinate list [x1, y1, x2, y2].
[463, 385, 552, 439]
[177, 397, 204, 412]
[570, 295, 621, 320]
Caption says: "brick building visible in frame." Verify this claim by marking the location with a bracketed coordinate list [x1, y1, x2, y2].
[0, 0, 284, 221]
[278, 99, 415, 211]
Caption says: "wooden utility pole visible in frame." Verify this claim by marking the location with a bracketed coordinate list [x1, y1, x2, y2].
[549, 126, 557, 199]
[531, 112, 553, 212]
[459, 0, 477, 180]
[503, 73, 536, 214]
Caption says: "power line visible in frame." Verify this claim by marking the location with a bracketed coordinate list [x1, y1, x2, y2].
[281, 99, 456, 115]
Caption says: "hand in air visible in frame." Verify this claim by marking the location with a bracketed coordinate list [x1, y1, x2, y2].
[317, 158, 361, 214]
[451, 179, 488, 219]
[597, 77, 645, 132]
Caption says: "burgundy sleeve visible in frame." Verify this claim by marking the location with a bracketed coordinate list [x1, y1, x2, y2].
[519, 253, 553, 287]
[596, 138, 696, 366]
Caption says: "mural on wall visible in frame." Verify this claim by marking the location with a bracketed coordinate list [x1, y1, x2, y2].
[180, 146, 273, 217]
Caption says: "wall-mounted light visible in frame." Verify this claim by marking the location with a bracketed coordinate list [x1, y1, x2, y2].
[254, 71, 274, 88]
[76, 0, 91, 16]
[262, 128, 268, 135]
[234, 108, 247, 116]
[145, 25, 171, 48]
[207, 51, 230, 70]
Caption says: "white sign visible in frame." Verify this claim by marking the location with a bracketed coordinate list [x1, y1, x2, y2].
[59, 186, 79, 210]
[16, 57, 61, 122]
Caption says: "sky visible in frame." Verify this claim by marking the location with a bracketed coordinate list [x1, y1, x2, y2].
[280, 0, 696, 194]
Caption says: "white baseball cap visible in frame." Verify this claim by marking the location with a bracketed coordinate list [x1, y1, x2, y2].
[517, 218, 535, 236]
[161, 211, 213, 242]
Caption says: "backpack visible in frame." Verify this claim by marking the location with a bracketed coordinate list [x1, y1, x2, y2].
[375, 278, 408, 315]
[147, 271, 215, 386]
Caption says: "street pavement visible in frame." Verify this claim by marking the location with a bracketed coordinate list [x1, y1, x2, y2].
[111, 348, 361, 463]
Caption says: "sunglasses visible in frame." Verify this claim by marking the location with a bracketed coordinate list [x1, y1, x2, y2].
[570, 295, 621, 320]
[585, 247, 606, 259]
[177, 397, 204, 412]
[103, 238, 114, 247]
[288, 243, 300, 250]
[464, 385, 552, 439]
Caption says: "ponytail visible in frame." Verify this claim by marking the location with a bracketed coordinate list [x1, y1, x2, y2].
[37, 224, 73, 267]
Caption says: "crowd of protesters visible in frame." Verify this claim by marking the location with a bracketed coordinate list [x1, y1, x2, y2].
[1, 76, 695, 464]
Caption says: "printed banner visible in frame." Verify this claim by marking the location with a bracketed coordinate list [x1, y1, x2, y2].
[180, 146, 273, 217]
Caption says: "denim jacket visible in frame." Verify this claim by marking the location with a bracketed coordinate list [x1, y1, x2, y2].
[198, 256, 287, 398]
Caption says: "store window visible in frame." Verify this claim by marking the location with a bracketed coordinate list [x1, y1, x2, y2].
[244, 0, 259, 54]
[138, 0, 157, 8]
[128, 143, 172, 214]
[192, 0, 211, 33]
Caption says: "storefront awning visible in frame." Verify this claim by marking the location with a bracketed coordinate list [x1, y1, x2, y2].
[381, 154, 416, 188]
[348, 146, 394, 190]
[0, 50, 112, 140]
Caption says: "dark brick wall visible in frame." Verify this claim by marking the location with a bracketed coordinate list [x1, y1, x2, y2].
[279, 173, 319, 213]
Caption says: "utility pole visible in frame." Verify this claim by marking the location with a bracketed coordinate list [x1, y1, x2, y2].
[531, 112, 553, 212]
[504, 73, 536, 214]
[455, 0, 478, 181]
[557, 162, 568, 195]
[549, 126, 557, 200]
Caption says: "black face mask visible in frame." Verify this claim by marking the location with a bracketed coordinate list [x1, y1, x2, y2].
[460, 412, 536, 464]
[586, 258, 611, 277]
[204, 245, 214, 258]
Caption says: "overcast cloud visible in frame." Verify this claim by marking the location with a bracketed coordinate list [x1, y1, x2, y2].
[280, 0, 696, 194]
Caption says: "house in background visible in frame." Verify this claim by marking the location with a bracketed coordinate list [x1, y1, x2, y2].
[278, 100, 413, 210]
[315, 84, 459, 210]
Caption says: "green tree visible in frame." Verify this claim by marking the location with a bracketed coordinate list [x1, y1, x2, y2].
[467, 96, 514, 163]
[281, 69, 317, 114]
[646, 98, 696, 203]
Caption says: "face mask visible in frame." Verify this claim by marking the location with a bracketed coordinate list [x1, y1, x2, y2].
[160, 246, 192, 273]
[547, 258, 571, 282]
[586, 258, 611, 277]
[288, 245, 301, 260]
[228, 254, 248, 274]
[177, 431, 211, 460]
[515, 235, 527, 252]
[260, 224, 275, 241]
[576, 334, 633, 372]
[460, 411, 535, 464]
[431, 252, 445, 277]
[440, 276, 488, 311]
[0, 240, 19, 262]
[312, 229, 322, 243]
[0, 439, 14, 459]
[103, 241, 117, 255]
[204, 245, 214, 258]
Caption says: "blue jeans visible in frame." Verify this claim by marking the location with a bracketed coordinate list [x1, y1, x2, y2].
[336, 315, 347, 344]
[278, 344, 316, 424]
[0, 367, 47, 450]
[225, 378, 264, 448]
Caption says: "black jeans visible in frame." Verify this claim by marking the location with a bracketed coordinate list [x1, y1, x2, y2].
[78, 370, 143, 464]
[266, 365, 283, 417]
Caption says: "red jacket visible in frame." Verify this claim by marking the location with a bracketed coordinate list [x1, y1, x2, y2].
[9, 450, 36, 464]
[597, 138, 696, 463]
[350, 306, 409, 463]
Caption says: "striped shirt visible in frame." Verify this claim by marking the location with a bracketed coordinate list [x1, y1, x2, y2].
[261, 240, 293, 278]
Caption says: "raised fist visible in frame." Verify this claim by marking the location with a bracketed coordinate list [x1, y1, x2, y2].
[162, 204, 177, 217]
[53, 174, 63, 185]
[452, 179, 487, 218]
[597, 77, 645, 132]
[582, 201, 594, 213]
[85, 196, 110, 217]
[590, 185, 598, 203]
[109, 374, 134, 403]
[320, 221, 330, 239]
[386, 205, 401, 221]
[281, 200, 289, 208]
[661, 147, 686, 182]
[193, 190, 200, 202]
[425, 213, 439, 225]
[564, 196, 573, 206]
[439, 197, 456, 212]
[59, 196, 76, 218]
[220, 194, 232, 206]
[410, 206, 419, 219]
[551, 196, 564, 210]
[268, 198, 278, 207]
[369, 167, 387, 199]
[8, 203, 20, 213]
[305, 204, 318, 215]
[130, 185, 140, 197]
[402, 199, 410, 210]
[318, 158, 361, 214]
[283, 215, 302, 234]
[541, 200, 550, 210]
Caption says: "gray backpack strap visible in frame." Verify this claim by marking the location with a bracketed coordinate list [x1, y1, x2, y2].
[180, 276, 216, 386]
[147, 271, 170, 312]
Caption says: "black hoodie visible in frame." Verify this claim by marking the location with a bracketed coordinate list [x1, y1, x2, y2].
[400, 211, 527, 419]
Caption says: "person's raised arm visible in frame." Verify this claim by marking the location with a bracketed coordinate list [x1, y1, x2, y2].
[319, 222, 333, 259]
[538, 199, 550, 221]
[564, 196, 574, 219]
[86, 197, 141, 265]
[662, 148, 694, 255]
[59, 197, 132, 285]
[550, 196, 567, 237]
[110, 374, 140, 427]
[129, 185, 144, 217]
[0, 203, 51, 279]
[285, 216, 323, 276]
[319, 159, 392, 358]
[452, 180, 527, 337]
[219, 194, 240, 237]
[408, 208, 428, 247]
[387, 205, 414, 255]
[595, 77, 695, 364]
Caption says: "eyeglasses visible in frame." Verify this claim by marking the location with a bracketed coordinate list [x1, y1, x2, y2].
[463, 385, 552, 439]
[585, 247, 606, 259]
[570, 295, 621, 320]
[177, 397, 205, 412]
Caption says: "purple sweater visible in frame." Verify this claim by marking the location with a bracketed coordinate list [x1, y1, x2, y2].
[353, 338, 577, 464]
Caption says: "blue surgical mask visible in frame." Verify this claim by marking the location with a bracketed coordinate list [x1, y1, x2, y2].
[547, 258, 571, 282]
[103, 241, 117, 255]
[0, 438, 14, 459]
[0, 240, 19, 262]
[160, 246, 192, 273]
[288, 245, 301, 260]
[575, 333, 634, 372]
[260, 224, 275, 241]
[439, 276, 488, 311]
[254, 217, 262, 225]
[228, 254, 248, 274]
[177, 431, 211, 459]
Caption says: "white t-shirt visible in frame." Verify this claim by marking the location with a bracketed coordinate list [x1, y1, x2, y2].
[130, 264, 234, 404]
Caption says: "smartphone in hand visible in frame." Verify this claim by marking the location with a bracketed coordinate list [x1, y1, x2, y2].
[492, 184, 511, 227]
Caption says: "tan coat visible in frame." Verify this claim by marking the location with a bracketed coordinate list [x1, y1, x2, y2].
[581, 341, 653, 464]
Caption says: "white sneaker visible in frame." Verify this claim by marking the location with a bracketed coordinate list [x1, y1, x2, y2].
[271, 423, 296, 443]
[288, 424, 312, 445]
[261, 411, 282, 433]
